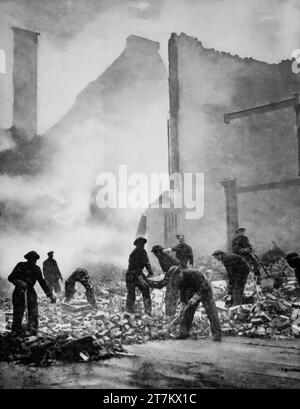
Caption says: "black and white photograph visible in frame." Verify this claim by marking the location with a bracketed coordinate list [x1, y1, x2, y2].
[0, 0, 300, 390]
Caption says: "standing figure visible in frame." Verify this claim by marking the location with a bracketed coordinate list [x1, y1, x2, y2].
[232, 227, 261, 284]
[146, 266, 222, 341]
[8, 251, 56, 336]
[212, 250, 250, 306]
[126, 237, 153, 315]
[64, 268, 97, 308]
[151, 245, 180, 317]
[166, 234, 194, 268]
[43, 251, 63, 294]
[285, 253, 300, 286]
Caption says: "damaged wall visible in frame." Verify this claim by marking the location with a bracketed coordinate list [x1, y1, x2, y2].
[168, 33, 300, 255]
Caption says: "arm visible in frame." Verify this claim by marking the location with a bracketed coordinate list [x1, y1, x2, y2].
[55, 261, 63, 280]
[244, 237, 253, 252]
[232, 240, 240, 254]
[188, 247, 194, 266]
[8, 263, 28, 288]
[144, 251, 154, 276]
[145, 269, 172, 289]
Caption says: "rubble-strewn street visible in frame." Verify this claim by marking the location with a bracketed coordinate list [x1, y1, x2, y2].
[1, 259, 299, 368]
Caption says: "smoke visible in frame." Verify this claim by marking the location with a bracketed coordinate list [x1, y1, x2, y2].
[0, 121, 141, 277]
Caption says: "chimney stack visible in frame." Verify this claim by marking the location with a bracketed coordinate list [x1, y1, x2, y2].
[12, 27, 39, 140]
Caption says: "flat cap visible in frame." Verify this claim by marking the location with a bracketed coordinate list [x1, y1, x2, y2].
[133, 237, 147, 246]
[236, 227, 246, 232]
[285, 252, 299, 260]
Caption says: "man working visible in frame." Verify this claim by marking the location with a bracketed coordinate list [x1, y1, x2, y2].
[146, 265, 222, 341]
[8, 251, 56, 336]
[232, 227, 261, 284]
[151, 245, 179, 317]
[285, 253, 300, 286]
[212, 250, 250, 306]
[166, 234, 194, 268]
[65, 268, 97, 308]
[126, 237, 153, 315]
[43, 251, 63, 295]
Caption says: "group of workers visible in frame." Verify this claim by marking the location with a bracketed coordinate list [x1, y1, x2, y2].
[7, 251, 97, 336]
[7, 228, 300, 340]
[125, 228, 300, 340]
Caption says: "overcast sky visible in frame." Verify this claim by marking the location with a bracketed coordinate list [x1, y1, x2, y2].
[0, 0, 299, 132]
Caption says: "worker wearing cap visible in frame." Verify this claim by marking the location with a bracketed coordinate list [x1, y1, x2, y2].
[151, 245, 180, 317]
[145, 265, 222, 341]
[43, 251, 63, 294]
[8, 251, 56, 336]
[285, 253, 300, 286]
[166, 234, 194, 268]
[212, 250, 250, 306]
[126, 237, 154, 315]
[232, 227, 261, 284]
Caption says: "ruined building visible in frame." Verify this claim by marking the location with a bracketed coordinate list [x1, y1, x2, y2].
[145, 33, 300, 257]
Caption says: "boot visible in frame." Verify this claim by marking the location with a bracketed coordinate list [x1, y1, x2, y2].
[175, 330, 190, 340]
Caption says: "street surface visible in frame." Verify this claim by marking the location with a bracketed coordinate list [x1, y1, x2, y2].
[0, 336, 299, 389]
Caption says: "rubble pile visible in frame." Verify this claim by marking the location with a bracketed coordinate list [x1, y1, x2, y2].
[218, 278, 300, 338]
[0, 259, 299, 366]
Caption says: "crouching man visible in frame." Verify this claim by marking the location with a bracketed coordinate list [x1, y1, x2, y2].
[65, 268, 97, 308]
[8, 251, 56, 336]
[146, 266, 222, 341]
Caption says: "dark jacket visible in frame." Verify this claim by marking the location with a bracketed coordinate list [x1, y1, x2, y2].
[127, 248, 153, 280]
[172, 243, 194, 268]
[232, 235, 252, 255]
[153, 250, 179, 273]
[8, 262, 52, 297]
[147, 268, 212, 302]
[43, 258, 62, 281]
[221, 254, 250, 291]
[286, 257, 300, 278]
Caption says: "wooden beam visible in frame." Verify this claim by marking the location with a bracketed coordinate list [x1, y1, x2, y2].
[224, 94, 299, 124]
[236, 177, 300, 194]
[220, 179, 239, 251]
[295, 104, 300, 176]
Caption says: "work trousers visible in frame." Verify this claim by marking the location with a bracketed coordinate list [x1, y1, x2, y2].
[244, 255, 261, 284]
[12, 287, 38, 334]
[126, 273, 151, 315]
[45, 278, 61, 294]
[232, 276, 248, 305]
[180, 292, 222, 340]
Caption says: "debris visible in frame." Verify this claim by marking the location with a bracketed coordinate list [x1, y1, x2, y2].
[0, 258, 299, 366]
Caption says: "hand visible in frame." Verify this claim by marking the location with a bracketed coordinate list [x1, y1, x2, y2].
[164, 248, 172, 253]
[16, 280, 28, 290]
[241, 248, 250, 254]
